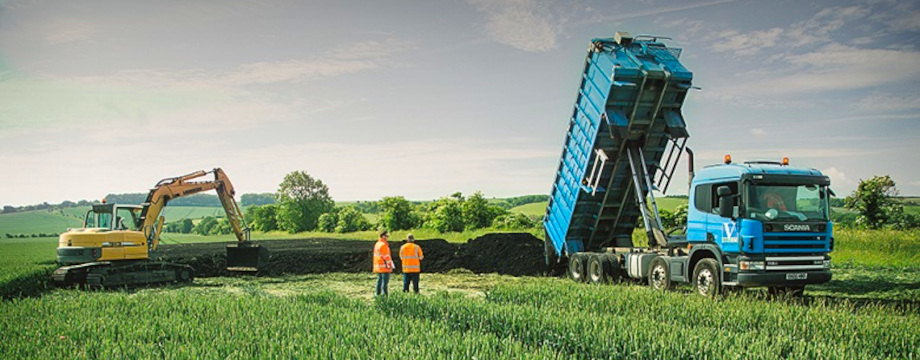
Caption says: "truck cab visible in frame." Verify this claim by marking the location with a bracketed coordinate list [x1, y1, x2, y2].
[687, 158, 832, 288]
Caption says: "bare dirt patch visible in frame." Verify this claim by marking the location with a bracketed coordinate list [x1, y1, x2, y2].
[155, 233, 545, 278]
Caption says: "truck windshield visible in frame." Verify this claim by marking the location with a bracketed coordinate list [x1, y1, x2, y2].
[745, 184, 828, 222]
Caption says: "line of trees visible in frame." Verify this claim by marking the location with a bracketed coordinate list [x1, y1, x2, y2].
[242, 171, 543, 234]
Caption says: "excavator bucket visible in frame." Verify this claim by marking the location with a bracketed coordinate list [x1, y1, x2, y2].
[226, 242, 270, 272]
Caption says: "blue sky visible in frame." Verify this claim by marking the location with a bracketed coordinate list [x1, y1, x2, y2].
[1, 0, 918, 206]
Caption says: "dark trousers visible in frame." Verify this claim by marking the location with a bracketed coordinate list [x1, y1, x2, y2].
[403, 273, 420, 293]
[375, 273, 390, 296]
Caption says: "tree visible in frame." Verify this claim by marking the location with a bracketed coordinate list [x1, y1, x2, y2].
[462, 191, 506, 230]
[378, 196, 417, 231]
[317, 212, 338, 233]
[246, 204, 278, 232]
[275, 171, 334, 233]
[180, 218, 194, 233]
[492, 213, 536, 230]
[193, 216, 219, 235]
[845, 175, 900, 229]
[425, 196, 464, 233]
[335, 206, 372, 233]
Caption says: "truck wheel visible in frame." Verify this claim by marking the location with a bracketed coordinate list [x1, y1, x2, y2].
[604, 255, 620, 284]
[587, 255, 607, 284]
[648, 257, 671, 291]
[692, 258, 721, 297]
[568, 254, 587, 283]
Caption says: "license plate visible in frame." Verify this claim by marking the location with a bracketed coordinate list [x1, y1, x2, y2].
[786, 273, 807, 280]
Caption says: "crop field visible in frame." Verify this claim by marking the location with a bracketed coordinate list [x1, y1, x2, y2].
[509, 202, 546, 216]
[1, 229, 918, 358]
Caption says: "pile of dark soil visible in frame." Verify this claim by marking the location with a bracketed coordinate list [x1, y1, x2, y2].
[459, 233, 546, 276]
[155, 233, 545, 278]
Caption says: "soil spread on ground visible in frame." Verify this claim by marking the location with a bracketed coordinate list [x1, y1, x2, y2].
[154, 232, 546, 278]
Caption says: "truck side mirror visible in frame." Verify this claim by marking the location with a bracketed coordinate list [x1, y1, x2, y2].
[717, 185, 735, 219]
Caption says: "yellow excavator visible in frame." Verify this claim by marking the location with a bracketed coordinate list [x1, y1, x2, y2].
[53, 168, 270, 288]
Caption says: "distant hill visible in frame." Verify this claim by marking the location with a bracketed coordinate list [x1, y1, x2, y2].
[0, 206, 231, 237]
[104, 193, 275, 207]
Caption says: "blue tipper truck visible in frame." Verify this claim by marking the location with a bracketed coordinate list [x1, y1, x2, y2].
[543, 32, 833, 296]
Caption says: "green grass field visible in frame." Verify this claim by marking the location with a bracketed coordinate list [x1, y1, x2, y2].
[1, 227, 919, 358]
[2, 198, 919, 358]
[509, 202, 546, 216]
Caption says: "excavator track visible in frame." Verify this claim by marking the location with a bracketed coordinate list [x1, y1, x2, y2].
[53, 261, 194, 289]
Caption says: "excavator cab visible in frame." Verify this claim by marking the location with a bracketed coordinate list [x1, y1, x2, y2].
[225, 229, 270, 272]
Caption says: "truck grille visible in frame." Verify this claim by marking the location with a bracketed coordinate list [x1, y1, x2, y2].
[763, 234, 828, 252]
[765, 256, 825, 271]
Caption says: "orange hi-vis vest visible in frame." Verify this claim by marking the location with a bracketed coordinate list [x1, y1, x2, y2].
[399, 243, 424, 273]
[373, 238, 394, 273]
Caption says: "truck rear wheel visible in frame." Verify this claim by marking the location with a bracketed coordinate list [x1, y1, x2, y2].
[604, 255, 620, 284]
[568, 254, 587, 282]
[648, 257, 671, 290]
[692, 258, 721, 297]
[587, 255, 607, 284]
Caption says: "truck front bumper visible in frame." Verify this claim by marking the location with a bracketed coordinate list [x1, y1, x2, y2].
[735, 270, 832, 287]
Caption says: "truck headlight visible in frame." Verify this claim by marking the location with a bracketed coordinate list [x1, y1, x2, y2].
[823, 260, 831, 269]
[739, 261, 765, 270]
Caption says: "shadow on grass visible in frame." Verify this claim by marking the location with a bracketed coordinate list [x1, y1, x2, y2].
[814, 276, 920, 296]
[1, 268, 55, 301]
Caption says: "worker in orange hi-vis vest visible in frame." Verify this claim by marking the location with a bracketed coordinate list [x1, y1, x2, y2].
[373, 230, 394, 296]
[399, 234, 424, 293]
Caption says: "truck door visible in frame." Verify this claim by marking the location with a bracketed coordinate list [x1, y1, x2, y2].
[707, 181, 741, 253]
[687, 183, 711, 242]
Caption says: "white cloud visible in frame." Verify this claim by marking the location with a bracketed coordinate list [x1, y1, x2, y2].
[695, 147, 885, 161]
[709, 5, 869, 56]
[711, 28, 784, 56]
[597, 0, 738, 24]
[0, 39, 408, 133]
[855, 92, 920, 111]
[749, 128, 766, 137]
[466, 0, 563, 52]
[709, 44, 920, 97]
[218, 59, 378, 85]
[0, 138, 559, 205]
[886, 7, 920, 32]
[43, 19, 100, 44]
[822, 167, 855, 188]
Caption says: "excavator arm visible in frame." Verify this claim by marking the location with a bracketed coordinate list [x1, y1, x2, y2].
[139, 168, 268, 271]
